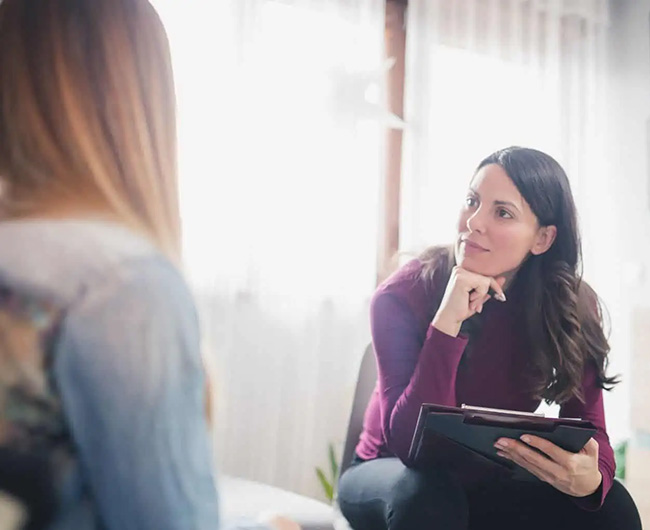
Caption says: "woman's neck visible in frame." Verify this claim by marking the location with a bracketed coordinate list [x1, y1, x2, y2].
[500, 268, 519, 291]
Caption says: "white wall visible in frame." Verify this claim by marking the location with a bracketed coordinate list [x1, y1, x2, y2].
[607, 2, 650, 287]
[605, 0, 650, 521]
[602, 0, 650, 447]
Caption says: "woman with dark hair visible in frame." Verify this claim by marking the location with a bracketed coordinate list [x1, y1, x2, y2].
[337, 147, 642, 529]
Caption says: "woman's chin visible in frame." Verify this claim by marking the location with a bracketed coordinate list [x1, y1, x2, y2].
[457, 256, 499, 277]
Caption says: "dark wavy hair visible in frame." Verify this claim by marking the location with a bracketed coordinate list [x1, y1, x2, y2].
[419, 147, 619, 404]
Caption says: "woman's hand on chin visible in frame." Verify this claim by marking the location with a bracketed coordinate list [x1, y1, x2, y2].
[432, 266, 507, 337]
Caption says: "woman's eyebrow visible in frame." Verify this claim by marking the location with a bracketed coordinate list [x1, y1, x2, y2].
[468, 188, 522, 213]
[494, 199, 521, 213]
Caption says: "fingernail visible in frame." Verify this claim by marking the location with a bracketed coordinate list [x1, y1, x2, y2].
[496, 293, 506, 302]
[494, 440, 507, 449]
[497, 451, 509, 459]
[521, 435, 531, 444]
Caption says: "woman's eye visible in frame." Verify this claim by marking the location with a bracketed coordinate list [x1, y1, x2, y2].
[465, 197, 478, 207]
[497, 208, 513, 219]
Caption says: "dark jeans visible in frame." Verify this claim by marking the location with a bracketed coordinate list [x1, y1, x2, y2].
[338, 456, 642, 530]
[0, 448, 58, 530]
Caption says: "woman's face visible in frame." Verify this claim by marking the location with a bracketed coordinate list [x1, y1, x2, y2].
[455, 163, 556, 279]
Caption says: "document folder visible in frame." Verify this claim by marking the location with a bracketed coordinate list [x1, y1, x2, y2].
[407, 403, 596, 486]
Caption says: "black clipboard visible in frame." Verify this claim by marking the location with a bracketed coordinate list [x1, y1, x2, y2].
[408, 403, 597, 484]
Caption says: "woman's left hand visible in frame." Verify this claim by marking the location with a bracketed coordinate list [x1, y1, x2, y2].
[494, 435, 602, 497]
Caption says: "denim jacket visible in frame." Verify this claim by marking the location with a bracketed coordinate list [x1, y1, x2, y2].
[0, 219, 227, 529]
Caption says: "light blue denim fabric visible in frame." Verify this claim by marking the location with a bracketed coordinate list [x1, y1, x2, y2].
[0, 219, 264, 530]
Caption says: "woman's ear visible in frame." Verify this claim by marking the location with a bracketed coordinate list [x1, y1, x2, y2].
[531, 225, 557, 256]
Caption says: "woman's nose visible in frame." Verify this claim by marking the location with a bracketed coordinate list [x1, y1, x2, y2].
[466, 207, 487, 233]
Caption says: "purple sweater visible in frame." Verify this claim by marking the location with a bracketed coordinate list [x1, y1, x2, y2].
[355, 259, 615, 509]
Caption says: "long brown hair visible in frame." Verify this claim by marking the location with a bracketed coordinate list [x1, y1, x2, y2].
[0, 0, 181, 260]
[420, 147, 618, 404]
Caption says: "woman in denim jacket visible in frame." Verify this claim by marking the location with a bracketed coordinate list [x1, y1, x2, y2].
[0, 1, 297, 529]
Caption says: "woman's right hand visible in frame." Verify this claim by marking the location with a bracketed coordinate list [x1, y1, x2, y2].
[431, 266, 507, 337]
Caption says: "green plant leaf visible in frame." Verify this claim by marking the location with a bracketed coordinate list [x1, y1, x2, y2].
[315, 467, 334, 502]
[328, 443, 339, 482]
[614, 440, 627, 480]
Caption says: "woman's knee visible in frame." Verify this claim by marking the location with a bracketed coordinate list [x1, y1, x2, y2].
[386, 466, 468, 530]
[597, 480, 642, 530]
[338, 464, 389, 530]
[338, 459, 468, 530]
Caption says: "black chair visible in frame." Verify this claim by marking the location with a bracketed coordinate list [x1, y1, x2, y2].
[340, 344, 377, 477]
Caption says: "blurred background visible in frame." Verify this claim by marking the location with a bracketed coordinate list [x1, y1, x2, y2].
[153, 0, 649, 520]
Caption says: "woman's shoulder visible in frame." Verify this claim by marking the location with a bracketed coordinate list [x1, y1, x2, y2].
[65, 255, 196, 341]
[51, 240, 201, 396]
[0, 218, 185, 308]
[376, 258, 425, 293]
[88, 254, 190, 305]
[376, 246, 452, 294]
[373, 246, 453, 323]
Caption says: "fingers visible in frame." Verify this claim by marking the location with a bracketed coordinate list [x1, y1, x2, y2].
[496, 448, 555, 484]
[458, 268, 506, 303]
[469, 290, 483, 303]
[494, 438, 564, 478]
[489, 277, 507, 302]
[467, 280, 491, 314]
[519, 435, 572, 467]
[452, 268, 508, 318]
[469, 293, 491, 314]
[582, 438, 599, 457]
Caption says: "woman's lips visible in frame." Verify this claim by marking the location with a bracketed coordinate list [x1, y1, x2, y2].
[461, 239, 489, 253]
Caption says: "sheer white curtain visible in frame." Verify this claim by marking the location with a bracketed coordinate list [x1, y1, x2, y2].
[155, 0, 386, 499]
[400, 0, 609, 252]
[400, 0, 629, 439]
